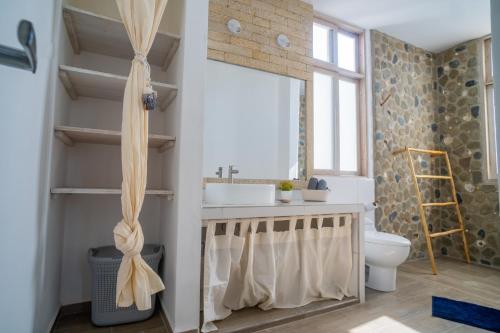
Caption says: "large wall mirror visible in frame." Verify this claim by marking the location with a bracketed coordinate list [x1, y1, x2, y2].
[204, 60, 307, 181]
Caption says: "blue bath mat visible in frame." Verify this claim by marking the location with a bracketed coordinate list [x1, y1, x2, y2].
[432, 296, 500, 332]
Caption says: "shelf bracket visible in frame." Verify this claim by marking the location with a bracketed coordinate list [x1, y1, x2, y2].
[58, 70, 78, 100]
[55, 129, 75, 146]
[161, 39, 180, 71]
[160, 89, 177, 111]
[158, 139, 175, 153]
[62, 10, 81, 54]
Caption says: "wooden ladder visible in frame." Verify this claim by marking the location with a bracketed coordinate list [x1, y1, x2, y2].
[393, 147, 470, 274]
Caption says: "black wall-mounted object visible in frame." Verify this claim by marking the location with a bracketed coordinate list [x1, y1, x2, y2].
[0, 20, 37, 73]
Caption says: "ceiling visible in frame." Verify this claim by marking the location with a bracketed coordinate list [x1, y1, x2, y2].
[310, 0, 491, 52]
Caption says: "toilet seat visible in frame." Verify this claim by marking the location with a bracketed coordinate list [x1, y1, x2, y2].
[365, 231, 411, 247]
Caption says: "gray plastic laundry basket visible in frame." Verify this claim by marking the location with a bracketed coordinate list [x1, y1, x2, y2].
[88, 244, 163, 326]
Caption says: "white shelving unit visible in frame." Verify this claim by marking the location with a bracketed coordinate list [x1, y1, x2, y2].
[58, 65, 177, 110]
[52, 4, 179, 199]
[47, 1, 194, 314]
[62, 5, 180, 71]
[51, 187, 174, 198]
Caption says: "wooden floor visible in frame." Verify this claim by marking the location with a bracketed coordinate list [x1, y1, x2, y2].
[213, 297, 360, 333]
[51, 309, 168, 333]
[256, 258, 500, 333]
[52, 258, 500, 333]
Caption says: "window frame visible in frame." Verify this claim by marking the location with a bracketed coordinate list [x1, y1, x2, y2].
[481, 36, 497, 181]
[312, 13, 367, 176]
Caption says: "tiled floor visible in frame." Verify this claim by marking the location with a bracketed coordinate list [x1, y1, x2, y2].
[53, 257, 500, 333]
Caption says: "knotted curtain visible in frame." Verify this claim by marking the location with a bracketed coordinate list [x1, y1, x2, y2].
[113, 0, 167, 310]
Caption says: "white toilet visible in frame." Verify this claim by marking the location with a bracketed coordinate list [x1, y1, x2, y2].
[364, 217, 411, 292]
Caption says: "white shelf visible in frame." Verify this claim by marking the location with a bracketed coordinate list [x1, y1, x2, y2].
[54, 125, 175, 152]
[58, 65, 177, 110]
[51, 187, 174, 198]
[62, 5, 180, 71]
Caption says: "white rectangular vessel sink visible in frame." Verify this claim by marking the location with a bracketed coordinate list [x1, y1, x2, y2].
[204, 183, 276, 206]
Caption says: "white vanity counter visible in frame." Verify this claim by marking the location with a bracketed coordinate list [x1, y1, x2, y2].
[202, 201, 365, 220]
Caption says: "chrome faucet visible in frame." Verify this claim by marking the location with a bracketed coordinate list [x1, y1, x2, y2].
[215, 166, 223, 179]
[228, 165, 239, 183]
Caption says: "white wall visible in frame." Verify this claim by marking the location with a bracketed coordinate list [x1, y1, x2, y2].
[491, 1, 500, 198]
[204, 60, 302, 180]
[288, 79, 301, 179]
[159, 0, 208, 332]
[365, 29, 374, 180]
[40, 1, 72, 329]
[0, 0, 62, 332]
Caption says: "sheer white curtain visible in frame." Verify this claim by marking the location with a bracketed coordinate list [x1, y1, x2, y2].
[202, 214, 353, 332]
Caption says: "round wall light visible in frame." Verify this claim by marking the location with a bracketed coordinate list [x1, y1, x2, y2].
[276, 34, 290, 48]
[226, 19, 241, 34]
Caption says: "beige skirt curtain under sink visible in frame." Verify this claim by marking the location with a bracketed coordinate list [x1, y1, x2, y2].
[202, 214, 354, 332]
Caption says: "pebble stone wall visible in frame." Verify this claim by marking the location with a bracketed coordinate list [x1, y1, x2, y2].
[435, 39, 500, 268]
[373, 30, 500, 269]
[372, 30, 442, 260]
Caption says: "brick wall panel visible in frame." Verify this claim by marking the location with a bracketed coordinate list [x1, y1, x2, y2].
[208, 0, 312, 80]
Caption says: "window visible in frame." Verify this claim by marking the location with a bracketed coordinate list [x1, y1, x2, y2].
[313, 23, 331, 63]
[483, 37, 497, 180]
[313, 17, 365, 175]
